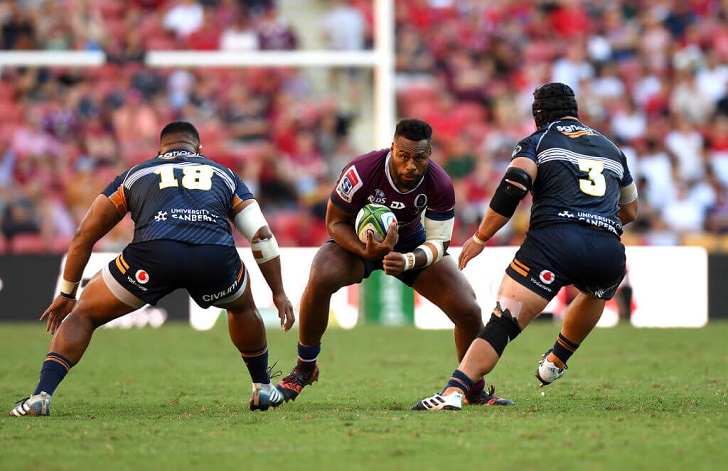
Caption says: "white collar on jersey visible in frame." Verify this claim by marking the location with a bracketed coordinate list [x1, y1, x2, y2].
[384, 151, 426, 194]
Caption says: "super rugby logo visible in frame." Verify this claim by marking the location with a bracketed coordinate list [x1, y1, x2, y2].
[335, 166, 363, 203]
[512, 145, 522, 158]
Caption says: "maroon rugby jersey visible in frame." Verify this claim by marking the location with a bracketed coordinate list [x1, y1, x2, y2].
[330, 149, 455, 239]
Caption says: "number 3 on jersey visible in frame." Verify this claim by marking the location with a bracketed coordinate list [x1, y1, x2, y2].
[577, 158, 606, 197]
[155, 164, 214, 190]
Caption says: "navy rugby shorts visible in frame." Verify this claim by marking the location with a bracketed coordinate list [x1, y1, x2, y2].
[505, 223, 626, 301]
[106, 240, 246, 308]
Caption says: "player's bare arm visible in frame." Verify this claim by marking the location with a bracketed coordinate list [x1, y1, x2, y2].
[618, 182, 639, 225]
[326, 200, 397, 260]
[41, 195, 124, 333]
[231, 199, 295, 331]
[459, 157, 537, 270]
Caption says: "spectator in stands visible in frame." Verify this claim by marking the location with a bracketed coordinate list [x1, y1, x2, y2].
[223, 87, 270, 145]
[661, 179, 708, 235]
[163, 0, 205, 41]
[185, 6, 221, 50]
[664, 113, 706, 184]
[1, 183, 42, 251]
[635, 137, 678, 213]
[256, 5, 297, 50]
[219, 7, 260, 51]
[8, 0, 728, 253]
[0, 1, 36, 50]
[111, 89, 161, 162]
[550, 41, 594, 93]
[395, 23, 437, 89]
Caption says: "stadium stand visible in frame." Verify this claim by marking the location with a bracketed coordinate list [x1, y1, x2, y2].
[1, 0, 728, 254]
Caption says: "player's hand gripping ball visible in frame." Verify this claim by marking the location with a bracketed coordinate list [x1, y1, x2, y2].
[355, 204, 397, 243]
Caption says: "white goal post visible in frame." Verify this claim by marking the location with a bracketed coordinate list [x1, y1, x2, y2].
[0, 0, 396, 145]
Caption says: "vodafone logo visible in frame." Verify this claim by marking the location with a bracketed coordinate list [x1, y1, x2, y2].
[135, 270, 150, 284]
[539, 270, 555, 285]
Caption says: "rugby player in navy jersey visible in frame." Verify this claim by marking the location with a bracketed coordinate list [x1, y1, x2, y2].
[276, 118, 512, 406]
[411, 83, 639, 411]
[8, 121, 295, 416]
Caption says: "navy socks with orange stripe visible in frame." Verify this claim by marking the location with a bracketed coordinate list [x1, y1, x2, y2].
[443, 369, 473, 395]
[241, 343, 270, 384]
[552, 333, 580, 366]
[33, 352, 73, 396]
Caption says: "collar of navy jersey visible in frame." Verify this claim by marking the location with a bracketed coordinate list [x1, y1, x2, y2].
[158, 150, 202, 159]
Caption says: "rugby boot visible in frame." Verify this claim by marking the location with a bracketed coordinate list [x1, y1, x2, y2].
[250, 383, 285, 411]
[8, 392, 51, 417]
[535, 348, 567, 386]
[275, 364, 319, 401]
[464, 384, 514, 406]
[410, 392, 463, 411]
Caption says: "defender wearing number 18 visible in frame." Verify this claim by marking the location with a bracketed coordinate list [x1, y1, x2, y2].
[412, 83, 639, 411]
[8, 121, 295, 416]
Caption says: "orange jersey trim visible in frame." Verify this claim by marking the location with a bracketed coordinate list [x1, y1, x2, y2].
[108, 185, 128, 215]
[510, 258, 529, 277]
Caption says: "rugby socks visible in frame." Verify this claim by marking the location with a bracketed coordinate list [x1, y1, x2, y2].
[296, 342, 320, 371]
[443, 369, 473, 395]
[552, 333, 580, 365]
[241, 343, 270, 384]
[33, 352, 73, 396]
[468, 377, 486, 397]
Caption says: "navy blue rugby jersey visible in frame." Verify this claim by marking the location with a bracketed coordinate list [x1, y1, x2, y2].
[102, 150, 254, 246]
[513, 119, 634, 236]
[331, 149, 455, 239]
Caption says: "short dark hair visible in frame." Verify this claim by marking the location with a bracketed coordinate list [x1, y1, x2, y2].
[394, 118, 432, 142]
[160, 121, 201, 146]
[532, 82, 579, 128]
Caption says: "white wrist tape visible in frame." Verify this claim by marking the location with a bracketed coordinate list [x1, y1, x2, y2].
[251, 235, 280, 264]
[401, 252, 416, 271]
[233, 200, 269, 242]
[472, 232, 487, 245]
[60, 278, 79, 294]
[416, 240, 444, 267]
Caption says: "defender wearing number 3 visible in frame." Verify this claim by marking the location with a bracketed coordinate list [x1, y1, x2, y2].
[276, 118, 512, 406]
[412, 83, 639, 411]
[9, 121, 295, 416]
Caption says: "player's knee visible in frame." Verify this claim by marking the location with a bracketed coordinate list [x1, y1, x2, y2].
[477, 308, 522, 357]
[466, 304, 485, 332]
[451, 300, 483, 333]
[307, 259, 349, 294]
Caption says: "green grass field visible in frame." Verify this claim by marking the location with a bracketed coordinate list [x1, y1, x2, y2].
[1, 319, 726, 471]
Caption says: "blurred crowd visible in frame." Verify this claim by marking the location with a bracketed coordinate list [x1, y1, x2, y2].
[1, 0, 728, 254]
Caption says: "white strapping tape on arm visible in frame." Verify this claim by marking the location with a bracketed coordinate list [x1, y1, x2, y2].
[251, 236, 279, 264]
[418, 216, 455, 266]
[233, 200, 268, 241]
[233, 200, 280, 264]
[619, 181, 638, 205]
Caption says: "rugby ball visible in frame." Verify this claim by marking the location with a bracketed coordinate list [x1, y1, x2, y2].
[355, 204, 397, 243]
